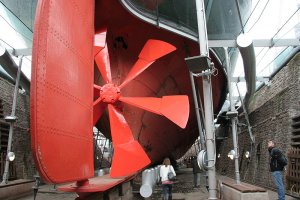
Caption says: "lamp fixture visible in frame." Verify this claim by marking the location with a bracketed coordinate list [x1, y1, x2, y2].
[7, 152, 15, 162]
[227, 150, 235, 160]
[4, 116, 17, 123]
[245, 151, 250, 159]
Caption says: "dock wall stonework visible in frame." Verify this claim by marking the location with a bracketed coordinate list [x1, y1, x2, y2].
[0, 77, 35, 180]
[216, 52, 300, 190]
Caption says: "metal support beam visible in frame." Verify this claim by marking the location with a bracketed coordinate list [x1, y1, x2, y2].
[189, 72, 206, 148]
[1, 56, 23, 185]
[195, 0, 217, 199]
[208, 38, 300, 48]
[231, 76, 269, 82]
[7, 48, 32, 57]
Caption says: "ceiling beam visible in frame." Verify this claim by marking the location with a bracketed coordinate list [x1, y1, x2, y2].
[208, 39, 300, 48]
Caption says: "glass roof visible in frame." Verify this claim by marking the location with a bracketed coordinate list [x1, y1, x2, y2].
[0, 1, 34, 79]
[123, 0, 251, 40]
[0, 0, 299, 101]
[233, 0, 300, 98]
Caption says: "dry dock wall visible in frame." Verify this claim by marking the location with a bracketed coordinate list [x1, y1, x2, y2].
[216, 52, 300, 190]
[0, 77, 35, 180]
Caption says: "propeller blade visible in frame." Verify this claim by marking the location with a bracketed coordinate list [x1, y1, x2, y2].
[93, 99, 107, 126]
[110, 140, 151, 177]
[94, 32, 112, 83]
[161, 96, 189, 128]
[94, 30, 107, 56]
[119, 40, 176, 89]
[93, 84, 101, 99]
[119, 96, 189, 128]
[108, 105, 150, 177]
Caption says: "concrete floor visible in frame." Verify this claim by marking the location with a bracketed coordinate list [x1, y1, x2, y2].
[16, 168, 298, 200]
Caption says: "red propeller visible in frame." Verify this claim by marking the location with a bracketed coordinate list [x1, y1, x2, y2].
[93, 31, 189, 177]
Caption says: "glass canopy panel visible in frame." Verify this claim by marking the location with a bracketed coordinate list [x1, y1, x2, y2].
[0, 2, 33, 79]
[0, 3, 32, 50]
[234, 0, 300, 95]
[124, 0, 251, 40]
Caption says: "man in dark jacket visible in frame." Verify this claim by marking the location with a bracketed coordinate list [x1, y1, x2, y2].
[192, 156, 201, 188]
[268, 140, 285, 200]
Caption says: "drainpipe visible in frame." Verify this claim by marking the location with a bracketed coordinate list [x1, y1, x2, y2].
[224, 47, 240, 184]
[1, 56, 23, 185]
[236, 34, 256, 110]
[195, 0, 217, 199]
[236, 34, 256, 145]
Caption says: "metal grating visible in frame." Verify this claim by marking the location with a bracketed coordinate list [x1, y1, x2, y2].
[291, 115, 300, 147]
[286, 148, 300, 198]
[286, 115, 300, 197]
[0, 99, 17, 180]
[0, 99, 3, 119]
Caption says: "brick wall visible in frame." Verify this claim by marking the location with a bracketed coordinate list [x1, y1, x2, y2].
[0, 77, 35, 180]
[216, 53, 300, 189]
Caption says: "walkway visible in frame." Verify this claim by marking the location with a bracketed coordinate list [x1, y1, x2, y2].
[16, 168, 298, 200]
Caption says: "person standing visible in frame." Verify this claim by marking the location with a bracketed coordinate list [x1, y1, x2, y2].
[268, 140, 286, 200]
[192, 156, 201, 187]
[160, 157, 176, 200]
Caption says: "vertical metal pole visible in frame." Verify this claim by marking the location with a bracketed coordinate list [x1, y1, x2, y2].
[195, 0, 217, 199]
[224, 47, 240, 184]
[189, 72, 205, 148]
[1, 56, 23, 185]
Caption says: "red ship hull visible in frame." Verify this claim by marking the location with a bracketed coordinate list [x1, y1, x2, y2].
[31, 0, 226, 184]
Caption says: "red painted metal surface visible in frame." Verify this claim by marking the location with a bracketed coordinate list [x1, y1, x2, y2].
[31, 0, 94, 183]
[108, 105, 151, 177]
[58, 174, 134, 193]
[31, 0, 227, 190]
[94, 43, 112, 83]
[119, 39, 176, 89]
[119, 96, 189, 128]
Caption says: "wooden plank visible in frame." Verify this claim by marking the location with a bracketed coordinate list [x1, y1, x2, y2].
[292, 121, 300, 127]
[291, 135, 300, 139]
[292, 128, 300, 134]
[222, 180, 267, 193]
[0, 127, 9, 132]
[291, 142, 300, 146]
[292, 115, 300, 121]
[286, 175, 300, 182]
[287, 153, 300, 158]
[0, 120, 9, 126]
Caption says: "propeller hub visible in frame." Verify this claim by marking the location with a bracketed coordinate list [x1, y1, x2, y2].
[100, 83, 121, 103]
